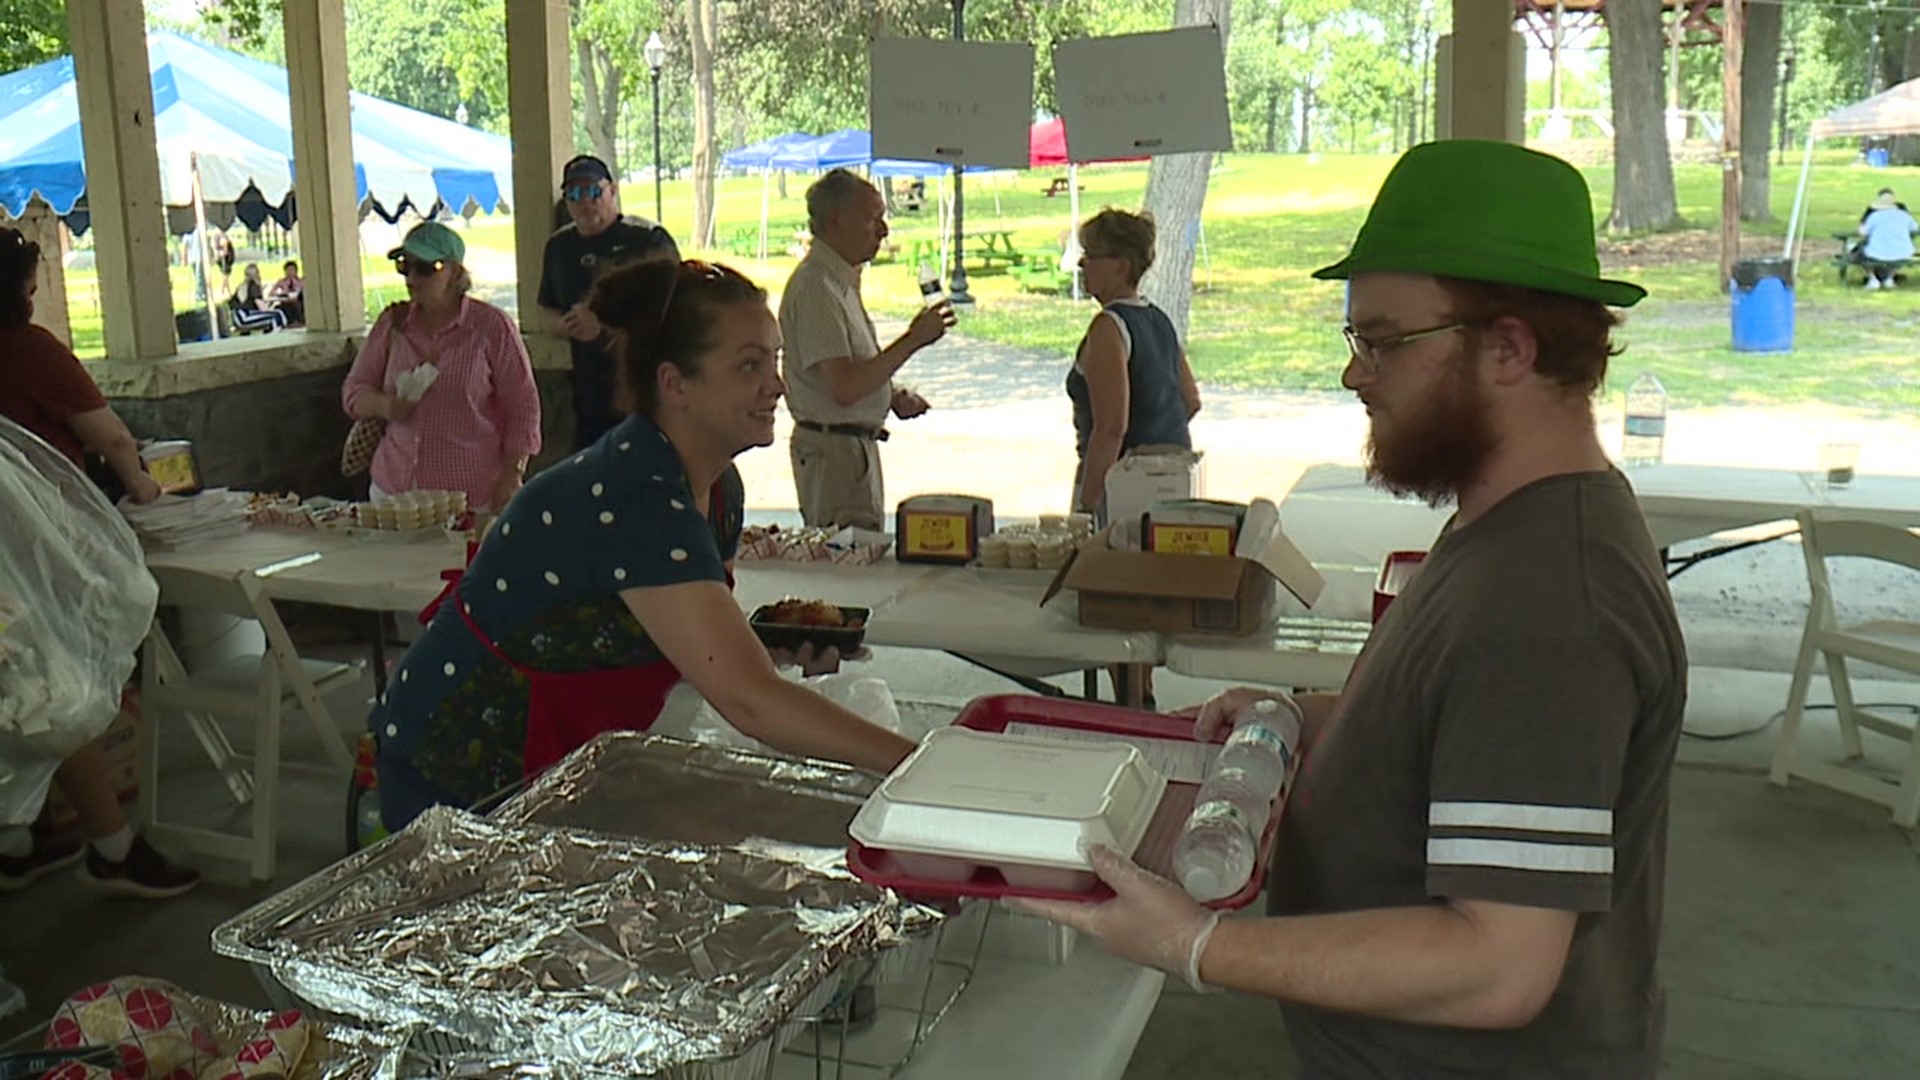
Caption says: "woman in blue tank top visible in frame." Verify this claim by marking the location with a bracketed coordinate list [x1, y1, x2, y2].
[1065, 209, 1202, 517]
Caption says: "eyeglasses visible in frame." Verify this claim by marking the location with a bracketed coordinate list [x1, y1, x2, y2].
[1342, 321, 1470, 373]
[563, 184, 606, 203]
[394, 257, 446, 278]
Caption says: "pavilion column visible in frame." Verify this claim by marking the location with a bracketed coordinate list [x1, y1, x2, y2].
[67, 0, 176, 359]
[1435, 0, 1525, 144]
[506, 0, 572, 332]
[282, 0, 364, 333]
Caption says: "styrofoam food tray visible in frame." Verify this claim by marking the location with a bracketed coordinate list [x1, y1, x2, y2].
[848, 727, 1167, 891]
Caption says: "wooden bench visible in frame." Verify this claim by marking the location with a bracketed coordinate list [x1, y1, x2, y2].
[1041, 177, 1083, 198]
[1829, 231, 1913, 284]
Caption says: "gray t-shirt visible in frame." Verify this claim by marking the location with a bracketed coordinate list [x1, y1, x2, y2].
[1271, 468, 1687, 1079]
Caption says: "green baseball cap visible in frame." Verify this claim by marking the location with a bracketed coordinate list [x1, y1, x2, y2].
[386, 221, 466, 265]
[1313, 140, 1645, 308]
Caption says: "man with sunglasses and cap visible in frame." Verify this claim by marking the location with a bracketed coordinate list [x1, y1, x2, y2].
[538, 154, 680, 449]
[1014, 141, 1687, 1079]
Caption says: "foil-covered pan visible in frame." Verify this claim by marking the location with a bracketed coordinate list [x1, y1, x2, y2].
[212, 807, 923, 1078]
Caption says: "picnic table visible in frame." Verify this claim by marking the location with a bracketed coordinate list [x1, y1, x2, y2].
[1041, 177, 1084, 198]
[1829, 229, 1913, 284]
[905, 232, 1023, 275]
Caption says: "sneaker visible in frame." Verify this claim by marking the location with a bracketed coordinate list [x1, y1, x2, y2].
[0, 837, 84, 891]
[77, 835, 201, 899]
[1865, 278, 1882, 290]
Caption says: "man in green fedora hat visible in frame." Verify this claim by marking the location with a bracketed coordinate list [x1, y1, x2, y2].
[1015, 141, 1685, 1078]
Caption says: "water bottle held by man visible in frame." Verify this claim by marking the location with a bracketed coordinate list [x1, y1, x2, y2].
[1173, 697, 1305, 902]
[1623, 371, 1668, 467]
[917, 261, 946, 308]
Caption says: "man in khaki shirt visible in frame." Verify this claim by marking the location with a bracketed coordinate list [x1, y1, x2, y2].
[779, 169, 954, 529]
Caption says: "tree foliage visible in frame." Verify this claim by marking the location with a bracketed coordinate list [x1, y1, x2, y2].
[0, 0, 68, 72]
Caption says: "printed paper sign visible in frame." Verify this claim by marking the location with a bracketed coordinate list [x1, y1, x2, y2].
[1052, 26, 1232, 161]
[870, 38, 1034, 169]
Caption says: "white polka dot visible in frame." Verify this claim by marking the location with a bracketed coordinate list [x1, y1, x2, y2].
[670, 499, 685, 510]
[495, 578, 508, 592]
[618, 441, 631, 451]
[386, 723, 399, 737]
[574, 454, 585, 465]
[670, 548, 688, 562]
[502, 522, 512, 535]
[541, 510, 553, 525]
[650, 474, 663, 482]
[599, 510, 614, 524]
[400, 669, 410, 683]
[592, 482, 605, 497]
[544, 570, 560, 585]
[443, 662, 456, 676]
[613, 567, 627, 580]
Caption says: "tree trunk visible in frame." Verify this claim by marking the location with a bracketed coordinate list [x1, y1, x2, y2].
[1738, 0, 1781, 221]
[686, 0, 718, 249]
[1299, 84, 1314, 154]
[1895, 29, 1920, 165]
[1605, 0, 1679, 232]
[1264, 89, 1279, 152]
[1139, 0, 1231, 344]
[577, 39, 622, 178]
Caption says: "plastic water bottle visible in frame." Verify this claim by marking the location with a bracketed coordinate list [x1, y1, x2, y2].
[917, 261, 946, 308]
[1173, 698, 1304, 902]
[1174, 798, 1257, 902]
[1623, 372, 1668, 467]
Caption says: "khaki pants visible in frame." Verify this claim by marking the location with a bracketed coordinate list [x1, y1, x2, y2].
[790, 425, 886, 530]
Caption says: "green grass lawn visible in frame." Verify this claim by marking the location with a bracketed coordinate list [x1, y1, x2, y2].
[62, 150, 1920, 414]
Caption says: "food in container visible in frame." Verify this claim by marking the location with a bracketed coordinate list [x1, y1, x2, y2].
[749, 598, 870, 653]
[848, 727, 1167, 892]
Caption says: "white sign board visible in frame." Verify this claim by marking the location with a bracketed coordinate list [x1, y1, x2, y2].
[1052, 27, 1232, 162]
[870, 39, 1034, 170]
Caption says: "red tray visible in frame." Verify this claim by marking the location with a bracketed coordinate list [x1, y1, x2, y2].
[846, 694, 1286, 910]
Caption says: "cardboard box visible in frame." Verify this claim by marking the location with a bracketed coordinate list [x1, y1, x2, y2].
[42, 686, 142, 838]
[1042, 500, 1324, 636]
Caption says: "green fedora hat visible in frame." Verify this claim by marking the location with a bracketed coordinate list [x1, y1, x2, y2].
[1313, 140, 1645, 308]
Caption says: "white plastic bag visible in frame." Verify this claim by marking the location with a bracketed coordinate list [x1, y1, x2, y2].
[689, 672, 903, 755]
[0, 417, 159, 825]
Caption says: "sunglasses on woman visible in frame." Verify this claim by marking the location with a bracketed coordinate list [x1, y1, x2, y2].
[394, 257, 446, 278]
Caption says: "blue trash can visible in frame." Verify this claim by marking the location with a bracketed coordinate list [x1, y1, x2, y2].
[1866, 147, 1891, 168]
[1731, 258, 1794, 353]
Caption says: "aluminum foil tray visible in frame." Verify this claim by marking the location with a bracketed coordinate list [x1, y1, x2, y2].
[211, 806, 925, 1079]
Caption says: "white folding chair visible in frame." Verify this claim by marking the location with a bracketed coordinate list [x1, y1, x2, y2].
[1769, 510, 1920, 826]
[141, 564, 359, 880]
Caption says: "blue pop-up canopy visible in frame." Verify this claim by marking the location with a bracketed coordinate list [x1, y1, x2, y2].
[0, 30, 514, 224]
[721, 132, 815, 171]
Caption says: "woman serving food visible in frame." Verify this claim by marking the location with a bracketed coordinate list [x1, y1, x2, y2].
[373, 258, 915, 830]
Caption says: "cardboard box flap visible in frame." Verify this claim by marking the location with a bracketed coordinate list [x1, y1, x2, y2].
[1236, 498, 1324, 607]
[1063, 545, 1248, 601]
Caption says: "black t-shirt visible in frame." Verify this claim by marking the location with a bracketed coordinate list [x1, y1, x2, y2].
[537, 218, 679, 442]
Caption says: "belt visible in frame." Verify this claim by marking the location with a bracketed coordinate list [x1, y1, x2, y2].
[795, 419, 889, 442]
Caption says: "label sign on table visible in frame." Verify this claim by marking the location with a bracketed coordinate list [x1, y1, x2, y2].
[1052, 27, 1231, 161]
[870, 38, 1034, 169]
[903, 513, 971, 559]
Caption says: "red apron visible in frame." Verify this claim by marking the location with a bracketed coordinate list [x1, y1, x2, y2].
[419, 481, 731, 778]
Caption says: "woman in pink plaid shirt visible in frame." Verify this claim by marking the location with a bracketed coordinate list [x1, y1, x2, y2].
[343, 222, 542, 511]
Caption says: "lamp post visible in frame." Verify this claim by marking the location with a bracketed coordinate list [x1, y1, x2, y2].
[644, 30, 667, 227]
[947, 0, 973, 305]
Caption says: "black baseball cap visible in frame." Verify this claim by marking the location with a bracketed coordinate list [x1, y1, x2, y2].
[562, 154, 614, 185]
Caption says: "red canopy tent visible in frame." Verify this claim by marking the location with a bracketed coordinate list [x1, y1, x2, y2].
[1028, 118, 1148, 298]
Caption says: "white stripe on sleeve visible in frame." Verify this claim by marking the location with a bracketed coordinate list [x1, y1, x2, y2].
[1429, 838, 1614, 875]
[1429, 801, 1612, 836]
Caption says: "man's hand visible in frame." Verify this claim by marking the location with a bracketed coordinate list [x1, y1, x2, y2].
[490, 468, 523, 513]
[890, 387, 930, 420]
[1008, 845, 1222, 992]
[904, 301, 956, 351]
[1179, 686, 1305, 742]
[559, 304, 604, 343]
[125, 472, 163, 505]
[768, 641, 844, 677]
[384, 393, 417, 424]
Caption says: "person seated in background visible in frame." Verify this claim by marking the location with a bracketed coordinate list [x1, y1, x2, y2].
[0, 226, 200, 898]
[1857, 190, 1918, 290]
[266, 259, 304, 326]
[1858, 186, 1909, 224]
[228, 263, 287, 334]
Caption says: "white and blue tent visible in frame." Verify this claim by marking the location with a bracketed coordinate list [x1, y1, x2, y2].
[0, 30, 513, 229]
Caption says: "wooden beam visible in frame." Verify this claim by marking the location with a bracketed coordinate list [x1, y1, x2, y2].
[1721, 0, 1743, 290]
[67, 0, 176, 359]
[506, 0, 573, 333]
[282, 0, 364, 333]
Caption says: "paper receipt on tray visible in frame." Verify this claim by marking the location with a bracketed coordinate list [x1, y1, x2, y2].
[1004, 723, 1219, 784]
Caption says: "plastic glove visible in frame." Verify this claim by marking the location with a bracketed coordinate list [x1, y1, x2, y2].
[1181, 686, 1305, 743]
[1006, 844, 1223, 993]
[766, 641, 843, 677]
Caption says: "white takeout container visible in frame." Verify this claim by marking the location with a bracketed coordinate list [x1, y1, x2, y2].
[849, 727, 1167, 890]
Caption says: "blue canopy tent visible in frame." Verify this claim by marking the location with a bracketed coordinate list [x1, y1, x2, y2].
[0, 31, 513, 230]
[721, 132, 815, 171]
